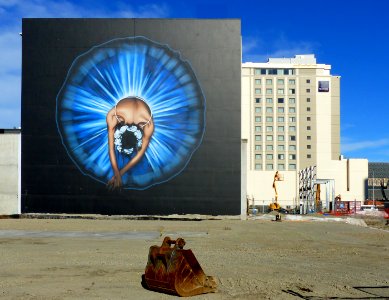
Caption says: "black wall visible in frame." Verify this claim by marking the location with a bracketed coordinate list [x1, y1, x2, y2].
[21, 18, 242, 215]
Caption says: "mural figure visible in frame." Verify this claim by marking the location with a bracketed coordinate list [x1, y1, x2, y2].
[56, 36, 205, 190]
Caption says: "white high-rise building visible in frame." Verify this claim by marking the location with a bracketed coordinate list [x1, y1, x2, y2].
[242, 55, 367, 212]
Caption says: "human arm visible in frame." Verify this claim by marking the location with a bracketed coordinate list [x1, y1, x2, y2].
[106, 109, 122, 189]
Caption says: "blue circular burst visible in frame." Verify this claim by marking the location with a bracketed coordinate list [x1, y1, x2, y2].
[56, 36, 206, 189]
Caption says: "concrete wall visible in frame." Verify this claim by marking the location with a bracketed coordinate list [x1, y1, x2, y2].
[0, 133, 20, 214]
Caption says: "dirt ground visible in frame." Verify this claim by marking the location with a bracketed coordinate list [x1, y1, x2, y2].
[0, 214, 388, 299]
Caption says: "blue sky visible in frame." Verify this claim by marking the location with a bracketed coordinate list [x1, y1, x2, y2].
[0, 0, 388, 162]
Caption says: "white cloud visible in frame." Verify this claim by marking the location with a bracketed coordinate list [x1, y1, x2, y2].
[342, 139, 389, 152]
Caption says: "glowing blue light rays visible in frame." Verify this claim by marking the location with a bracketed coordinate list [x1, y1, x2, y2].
[56, 36, 205, 189]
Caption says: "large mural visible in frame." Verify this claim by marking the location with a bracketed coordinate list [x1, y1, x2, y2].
[56, 36, 205, 190]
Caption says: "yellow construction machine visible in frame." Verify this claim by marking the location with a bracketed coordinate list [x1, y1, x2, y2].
[269, 171, 282, 211]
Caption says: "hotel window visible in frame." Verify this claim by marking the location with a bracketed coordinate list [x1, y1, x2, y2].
[307, 136, 311, 140]
[306, 88, 310, 93]
[255, 126, 262, 132]
[289, 117, 296, 122]
[268, 69, 277, 75]
[255, 163, 262, 170]
[277, 79, 284, 85]
[266, 135, 273, 141]
[255, 135, 262, 141]
[254, 69, 261, 75]
[255, 79, 261, 85]
[266, 116, 273, 122]
[266, 164, 274, 170]
[255, 145, 262, 151]
[278, 164, 285, 170]
[277, 88, 284, 95]
[306, 79, 311, 83]
[289, 135, 296, 141]
[266, 107, 273, 113]
[289, 145, 296, 151]
[266, 154, 273, 160]
[266, 145, 273, 150]
[307, 154, 311, 159]
[266, 79, 272, 85]
[266, 98, 273, 103]
[277, 145, 285, 151]
[255, 107, 261, 113]
[255, 98, 261, 103]
[289, 164, 296, 170]
[289, 154, 296, 160]
[278, 107, 284, 113]
[289, 126, 296, 132]
[277, 117, 284, 122]
[307, 97, 311, 102]
[277, 135, 284, 141]
[278, 98, 284, 103]
[307, 107, 311, 112]
[255, 88, 261, 94]
[289, 98, 295, 104]
[255, 116, 261, 122]
[266, 126, 273, 132]
[289, 107, 296, 113]
[278, 154, 284, 160]
[289, 79, 295, 85]
[261, 69, 266, 75]
[255, 154, 262, 160]
[277, 126, 284, 132]
[289, 88, 295, 94]
[307, 145, 311, 149]
[307, 117, 311, 121]
[307, 126, 311, 130]
[266, 88, 273, 94]
[277, 69, 283, 75]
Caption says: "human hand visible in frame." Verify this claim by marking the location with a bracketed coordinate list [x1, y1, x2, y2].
[107, 173, 122, 191]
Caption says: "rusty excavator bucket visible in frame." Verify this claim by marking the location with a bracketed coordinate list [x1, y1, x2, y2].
[143, 237, 217, 297]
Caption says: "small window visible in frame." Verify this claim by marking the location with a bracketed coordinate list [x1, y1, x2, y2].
[307, 126, 311, 130]
[289, 117, 296, 122]
[255, 79, 261, 85]
[306, 79, 311, 83]
[261, 69, 266, 75]
[255, 116, 261, 122]
[255, 107, 261, 113]
[306, 88, 310, 93]
[278, 98, 284, 103]
[289, 154, 296, 160]
[266, 88, 273, 95]
[278, 107, 284, 113]
[255, 145, 261, 151]
[277, 88, 284, 95]
[289, 164, 296, 170]
[307, 107, 311, 112]
[277, 126, 284, 132]
[289, 135, 296, 141]
[307, 154, 311, 159]
[266, 126, 273, 132]
[278, 154, 284, 160]
[266, 135, 273, 141]
[254, 69, 261, 75]
[289, 107, 296, 113]
[266, 164, 274, 170]
[289, 126, 296, 132]
[255, 126, 262, 132]
[289, 145, 296, 151]
[266, 79, 272, 85]
[255, 135, 262, 141]
[307, 136, 311, 140]
[277, 145, 285, 151]
[266, 145, 273, 150]
[277, 79, 284, 85]
[255, 98, 261, 103]
[278, 164, 285, 170]
[307, 98, 311, 102]
[255, 88, 261, 94]
[289, 79, 295, 85]
[277, 117, 284, 122]
[289, 88, 295, 94]
[277, 135, 284, 141]
[289, 98, 295, 104]
[266, 154, 273, 160]
[307, 145, 311, 149]
[266, 98, 273, 103]
[266, 107, 273, 113]
[266, 116, 273, 122]
[255, 163, 262, 170]
[255, 154, 262, 160]
[307, 117, 311, 121]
